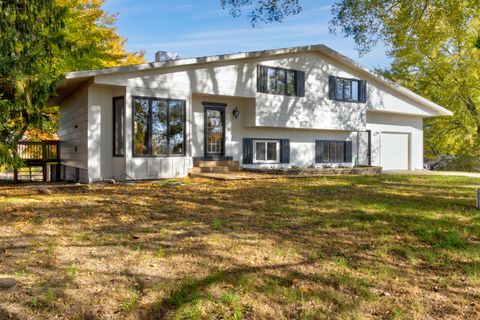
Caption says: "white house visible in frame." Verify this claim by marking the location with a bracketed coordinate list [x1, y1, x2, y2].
[51, 44, 451, 183]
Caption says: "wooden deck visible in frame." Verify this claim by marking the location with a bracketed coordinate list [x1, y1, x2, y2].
[14, 140, 60, 183]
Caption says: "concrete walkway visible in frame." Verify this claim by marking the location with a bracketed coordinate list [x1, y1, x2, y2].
[384, 170, 480, 178]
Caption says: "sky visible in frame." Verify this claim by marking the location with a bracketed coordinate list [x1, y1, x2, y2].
[103, 0, 391, 69]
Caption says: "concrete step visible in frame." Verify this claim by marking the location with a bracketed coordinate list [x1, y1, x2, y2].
[193, 160, 241, 171]
[200, 166, 230, 173]
[193, 160, 237, 167]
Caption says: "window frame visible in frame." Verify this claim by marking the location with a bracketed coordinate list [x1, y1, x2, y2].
[333, 77, 361, 102]
[253, 139, 281, 164]
[264, 66, 298, 96]
[132, 96, 186, 158]
[317, 141, 349, 163]
[112, 96, 125, 157]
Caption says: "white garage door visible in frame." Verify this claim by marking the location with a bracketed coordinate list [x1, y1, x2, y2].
[381, 132, 409, 170]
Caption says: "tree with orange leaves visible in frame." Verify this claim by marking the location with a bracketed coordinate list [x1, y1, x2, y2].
[0, 0, 144, 168]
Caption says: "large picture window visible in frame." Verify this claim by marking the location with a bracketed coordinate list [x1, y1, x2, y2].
[113, 97, 125, 157]
[315, 140, 352, 163]
[133, 97, 185, 157]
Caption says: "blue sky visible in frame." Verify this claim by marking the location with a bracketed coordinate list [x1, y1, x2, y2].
[103, 0, 390, 69]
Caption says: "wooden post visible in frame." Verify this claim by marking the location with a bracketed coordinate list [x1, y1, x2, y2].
[42, 141, 47, 182]
[13, 169, 18, 183]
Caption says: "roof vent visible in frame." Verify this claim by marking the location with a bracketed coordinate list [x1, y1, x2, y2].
[154, 51, 181, 62]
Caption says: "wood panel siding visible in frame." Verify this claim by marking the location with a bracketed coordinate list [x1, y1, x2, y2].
[59, 84, 89, 179]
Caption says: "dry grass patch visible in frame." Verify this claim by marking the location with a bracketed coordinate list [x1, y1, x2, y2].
[0, 175, 480, 319]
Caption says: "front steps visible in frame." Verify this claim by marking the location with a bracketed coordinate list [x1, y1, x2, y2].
[188, 160, 241, 174]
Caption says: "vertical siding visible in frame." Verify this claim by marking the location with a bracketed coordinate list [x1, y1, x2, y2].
[88, 86, 129, 182]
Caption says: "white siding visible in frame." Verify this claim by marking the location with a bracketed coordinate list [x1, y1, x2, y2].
[59, 49, 435, 180]
[59, 84, 89, 182]
[86, 86, 127, 182]
[93, 51, 433, 132]
[366, 112, 424, 170]
[192, 94, 356, 168]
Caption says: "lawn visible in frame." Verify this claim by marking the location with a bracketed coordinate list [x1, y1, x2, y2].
[0, 174, 480, 319]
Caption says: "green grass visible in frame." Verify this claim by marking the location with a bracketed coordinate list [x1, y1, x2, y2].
[118, 293, 139, 313]
[66, 263, 79, 278]
[154, 246, 166, 258]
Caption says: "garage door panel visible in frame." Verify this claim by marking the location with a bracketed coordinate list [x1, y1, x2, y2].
[381, 132, 409, 170]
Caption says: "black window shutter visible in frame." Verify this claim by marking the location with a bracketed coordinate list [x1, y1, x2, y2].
[280, 139, 290, 163]
[315, 140, 324, 163]
[296, 71, 305, 97]
[328, 76, 336, 100]
[243, 138, 253, 164]
[359, 80, 368, 103]
[257, 65, 268, 93]
[345, 141, 353, 162]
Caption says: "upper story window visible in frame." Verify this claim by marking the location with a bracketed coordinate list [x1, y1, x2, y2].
[329, 75, 367, 103]
[257, 65, 305, 97]
[133, 97, 186, 157]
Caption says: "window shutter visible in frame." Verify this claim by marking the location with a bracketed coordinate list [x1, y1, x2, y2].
[359, 80, 367, 103]
[328, 76, 336, 100]
[296, 71, 305, 97]
[345, 141, 353, 162]
[243, 138, 253, 164]
[280, 139, 290, 163]
[315, 140, 324, 163]
[257, 65, 268, 93]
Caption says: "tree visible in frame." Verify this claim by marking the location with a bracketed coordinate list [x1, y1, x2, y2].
[220, 0, 302, 25]
[330, 0, 480, 163]
[0, 0, 67, 168]
[223, 0, 480, 168]
[0, 0, 144, 169]
[58, 0, 144, 70]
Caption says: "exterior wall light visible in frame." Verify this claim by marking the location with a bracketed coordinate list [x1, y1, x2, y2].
[233, 107, 240, 119]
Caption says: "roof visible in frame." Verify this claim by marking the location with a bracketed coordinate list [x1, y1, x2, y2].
[55, 44, 452, 116]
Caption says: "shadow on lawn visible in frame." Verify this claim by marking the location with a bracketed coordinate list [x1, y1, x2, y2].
[1, 175, 480, 318]
[139, 259, 372, 319]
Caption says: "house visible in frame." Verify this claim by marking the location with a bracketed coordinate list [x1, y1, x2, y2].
[50, 44, 452, 183]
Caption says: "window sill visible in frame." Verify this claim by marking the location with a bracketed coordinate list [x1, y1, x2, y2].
[253, 161, 280, 164]
[258, 91, 298, 97]
[331, 98, 364, 104]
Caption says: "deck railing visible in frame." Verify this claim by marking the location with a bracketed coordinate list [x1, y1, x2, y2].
[17, 140, 59, 162]
[14, 140, 60, 182]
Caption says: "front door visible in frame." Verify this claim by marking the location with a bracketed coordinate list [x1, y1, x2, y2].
[204, 106, 225, 159]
